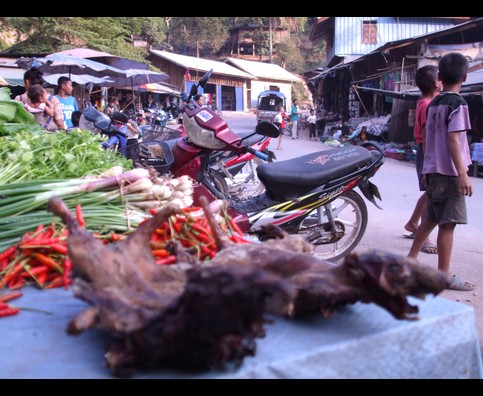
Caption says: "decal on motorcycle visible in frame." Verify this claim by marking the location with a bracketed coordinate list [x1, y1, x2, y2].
[196, 110, 214, 123]
[307, 155, 330, 165]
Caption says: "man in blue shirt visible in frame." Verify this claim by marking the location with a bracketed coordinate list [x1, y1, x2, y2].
[291, 99, 300, 139]
[55, 76, 79, 129]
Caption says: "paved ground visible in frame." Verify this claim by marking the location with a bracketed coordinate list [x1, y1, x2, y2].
[226, 112, 483, 356]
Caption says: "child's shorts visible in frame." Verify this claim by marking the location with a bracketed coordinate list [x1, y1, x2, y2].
[425, 173, 467, 225]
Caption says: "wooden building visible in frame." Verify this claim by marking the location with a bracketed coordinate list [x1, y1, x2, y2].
[225, 57, 301, 110]
[148, 50, 300, 113]
[148, 49, 254, 112]
[229, 23, 290, 62]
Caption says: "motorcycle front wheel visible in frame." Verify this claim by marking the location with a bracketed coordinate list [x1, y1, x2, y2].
[212, 157, 266, 200]
[295, 190, 368, 263]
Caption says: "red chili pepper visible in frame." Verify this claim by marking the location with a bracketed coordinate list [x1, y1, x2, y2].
[155, 255, 177, 265]
[172, 221, 183, 233]
[19, 237, 62, 248]
[0, 259, 8, 271]
[190, 228, 213, 245]
[45, 275, 65, 289]
[230, 234, 251, 244]
[62, 258, 72, 290]
[109, 233, 125, 242]
[0, 291, 22, 303]
[0, 307, 20, 317]
[48, 243, 68, 255]
[36, 272, 48, 288]
[0, 246, 17, 262]
[0, 261, 26, 289]
[200, 244, 216, 259]
[228, 217, 244, 236]
[31, 253, 63, 273]
[75, 204, 86, 227]
[20, 265, 49, 279]
[7, 277, 24, 290]
[152, 249, 170, 258]
[0, 302, 9, 310]
[181, 206, 202, 213]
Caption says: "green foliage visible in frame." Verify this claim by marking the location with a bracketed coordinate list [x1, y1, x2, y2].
[167, 17, 232, 56]
[142, 17, 167, 47]
[274, 38, 305, 73]
[0, 93, 42, 136]
[0, 129, 132, 181]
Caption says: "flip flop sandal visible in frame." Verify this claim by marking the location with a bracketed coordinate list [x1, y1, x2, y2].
[421, 243, 438, 254]
[403, 232, 416, 239]
[449, 275, 475, 291]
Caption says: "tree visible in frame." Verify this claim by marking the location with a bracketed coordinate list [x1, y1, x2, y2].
[1, 17, 148, 63]
[274, 38, 305, 72]
[141, 18, 167, 49]
[167, 17, 232, 57]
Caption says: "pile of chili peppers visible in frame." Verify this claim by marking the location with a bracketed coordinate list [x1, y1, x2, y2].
[0, 204, 251, 307]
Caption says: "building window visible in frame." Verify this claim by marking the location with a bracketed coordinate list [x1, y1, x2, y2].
[362, 21, 377, 44]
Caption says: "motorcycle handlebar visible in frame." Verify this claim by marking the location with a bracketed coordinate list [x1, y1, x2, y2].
[246, 146, 269, 161]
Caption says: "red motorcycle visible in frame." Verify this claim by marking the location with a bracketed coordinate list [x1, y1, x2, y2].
[145, 70, 386, 262]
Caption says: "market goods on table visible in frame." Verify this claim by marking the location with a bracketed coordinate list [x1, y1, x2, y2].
[42, 195, 449, 378]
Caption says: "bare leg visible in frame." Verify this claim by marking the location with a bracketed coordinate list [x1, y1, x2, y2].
[405, 193, 437, 254]
[405, 193, 426, 233]
[277, 133, 283, 150]
[407, 217, 437, 259]
[436, 223, 455, 273]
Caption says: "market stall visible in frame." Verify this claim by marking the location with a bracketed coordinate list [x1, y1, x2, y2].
[0, 287, 481, 379]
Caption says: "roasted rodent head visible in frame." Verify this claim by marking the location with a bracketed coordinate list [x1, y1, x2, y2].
[341, 250, 450, 319]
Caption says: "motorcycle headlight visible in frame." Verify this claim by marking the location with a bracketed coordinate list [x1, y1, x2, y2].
[182, 113, 227, 149]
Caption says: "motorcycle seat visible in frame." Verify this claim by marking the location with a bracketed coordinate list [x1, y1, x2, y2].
[257, 146, 374, 202]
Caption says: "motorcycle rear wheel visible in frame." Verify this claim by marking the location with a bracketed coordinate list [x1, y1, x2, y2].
[296, 190, 368, 263]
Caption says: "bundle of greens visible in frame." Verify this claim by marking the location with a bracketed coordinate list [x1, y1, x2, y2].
[0, 168, 194, 250]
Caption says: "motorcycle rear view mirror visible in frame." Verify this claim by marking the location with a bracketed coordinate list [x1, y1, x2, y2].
[198, 68, 213, 90]
[188, 69, 214, 100]
[255, 121, 280, 138]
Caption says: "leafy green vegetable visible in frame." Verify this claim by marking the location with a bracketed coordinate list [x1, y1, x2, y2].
[0, 129, 133, 181]
[0, 97, 41, 136]
[0, 87, 11, 101]
[0, 102, 17, 121]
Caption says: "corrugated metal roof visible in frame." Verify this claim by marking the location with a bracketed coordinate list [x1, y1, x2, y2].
[149, 50, 254, 79]
[225, 57, 302, 82]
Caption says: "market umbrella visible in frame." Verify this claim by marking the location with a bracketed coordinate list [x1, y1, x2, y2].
[42, 73, 112, 86]
[15, 54, 126, 79]
[100, 68, 170, 110]
[49, 48, 149, 71]
[138, 82, 180, 95]
[100, 68, 169, 89]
